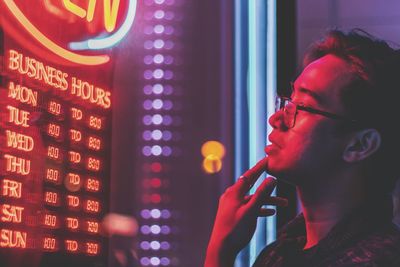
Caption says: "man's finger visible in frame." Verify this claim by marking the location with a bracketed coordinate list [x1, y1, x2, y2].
[236, 157, 269, 196]
[263, 196, 288, 207]
[259, 208, 276, 217]
[245, 177, 277, 210]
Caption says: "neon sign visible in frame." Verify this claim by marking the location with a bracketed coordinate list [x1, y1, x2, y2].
[1, 5, 113, 262]
[2, 0, 137, 65]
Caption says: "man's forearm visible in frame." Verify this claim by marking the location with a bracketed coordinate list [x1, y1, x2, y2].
[204, 242, 236, 267]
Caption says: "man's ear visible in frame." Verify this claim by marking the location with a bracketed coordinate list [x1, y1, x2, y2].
[343, 129, 381, 163]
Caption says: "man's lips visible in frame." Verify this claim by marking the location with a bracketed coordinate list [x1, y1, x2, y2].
[265, 134, 282, 154]
[267, 134, 282, 149]
[265, 143, 280, 154]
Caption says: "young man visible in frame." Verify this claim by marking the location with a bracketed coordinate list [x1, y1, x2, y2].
[205, 29, 400, 266]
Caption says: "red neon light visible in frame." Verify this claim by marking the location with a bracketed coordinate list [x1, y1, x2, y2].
[70, 129, 82, 143]
[1, 204, 24, 223]
[43, 237, 57, 251]
[0, 229, 27, 249]
[71, 107, 83, 120]
[43, 213, 58, 228]
[85, 242, 100, 255]
[2, 179, 22, 198]
[4, 154, 31, 175]
[8, 50, 69, 90]
[67, 195, 80, 208]
[8, 81, 38, 107]
[86, 220, 99, 234]
[6, 130, 34, 152]
[87, 136, 101, 151]
[69, 151, 81, 164]
[65, 240, 79, 252]
[3, 1, 110, 65]
[66, 217, 79, 230]
[88, 115, 102, 130]
[44, 191, 60, 206]
[70, 77, 111, 109]
[87, 157, 101, 171]
[48, 100, 62, 116]
[47, 123, 61, 138]
[47, 145, 61, 160]
[63, 0, 121, 32]
[86, 178, 100, 192]
[7, 105, 29, 127]
[67, 173, 81, 186]
[84, 199, 100, 213]
[150, 193, 162, 204]
[46, 168, 61, 183]
[151, 162, 162, 172]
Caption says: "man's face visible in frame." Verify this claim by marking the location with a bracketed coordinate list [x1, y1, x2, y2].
[266, 54, 355, 184]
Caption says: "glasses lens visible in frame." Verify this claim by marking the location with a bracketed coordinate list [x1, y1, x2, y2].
[283, 100, 296, 128]
[275, 97, 296, 128]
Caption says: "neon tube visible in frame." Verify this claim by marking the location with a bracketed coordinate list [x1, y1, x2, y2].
[69, 0, 137, 50]
[3, 0, 110, 65]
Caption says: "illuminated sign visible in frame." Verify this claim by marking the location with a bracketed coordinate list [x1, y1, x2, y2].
[1, 0, 137, 65]
[1, 14, 113, 266]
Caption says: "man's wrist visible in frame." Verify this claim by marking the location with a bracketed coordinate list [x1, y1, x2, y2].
[205, 241, 236, 267]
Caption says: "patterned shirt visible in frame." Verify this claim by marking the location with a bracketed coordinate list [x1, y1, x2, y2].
[253, 198, 400, 267]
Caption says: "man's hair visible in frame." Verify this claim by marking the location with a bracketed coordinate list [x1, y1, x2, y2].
[304, 29, 400, 197]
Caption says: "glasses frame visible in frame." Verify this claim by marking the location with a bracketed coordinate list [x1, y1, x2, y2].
[275, 96, 357, 129]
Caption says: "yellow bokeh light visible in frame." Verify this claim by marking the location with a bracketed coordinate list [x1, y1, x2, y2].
[201, 140, 225, 158]
[202, 154, 222, 174]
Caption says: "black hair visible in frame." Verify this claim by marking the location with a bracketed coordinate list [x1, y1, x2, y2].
[304, 29, 400, 197]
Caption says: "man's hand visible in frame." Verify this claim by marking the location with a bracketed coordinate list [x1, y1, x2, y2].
[205, 157, 288, 267]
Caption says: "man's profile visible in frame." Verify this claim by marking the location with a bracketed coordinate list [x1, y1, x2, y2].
[205, 29, 400, 267]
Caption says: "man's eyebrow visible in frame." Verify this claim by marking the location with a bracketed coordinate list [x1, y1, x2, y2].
[291, 83, 325, 104]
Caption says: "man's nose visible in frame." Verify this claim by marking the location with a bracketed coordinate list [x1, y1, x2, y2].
[268, 110, 286, 130]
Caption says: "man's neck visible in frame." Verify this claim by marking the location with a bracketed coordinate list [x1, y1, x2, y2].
[297, 175, 366, 250]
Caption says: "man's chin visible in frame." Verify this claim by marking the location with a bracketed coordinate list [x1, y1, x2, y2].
[266, 166, 299, 186]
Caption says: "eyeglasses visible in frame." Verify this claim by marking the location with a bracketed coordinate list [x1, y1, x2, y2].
[275, 96, 357, 129]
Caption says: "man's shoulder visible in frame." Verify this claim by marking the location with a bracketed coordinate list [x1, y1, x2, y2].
[335, 223, 400, 266]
